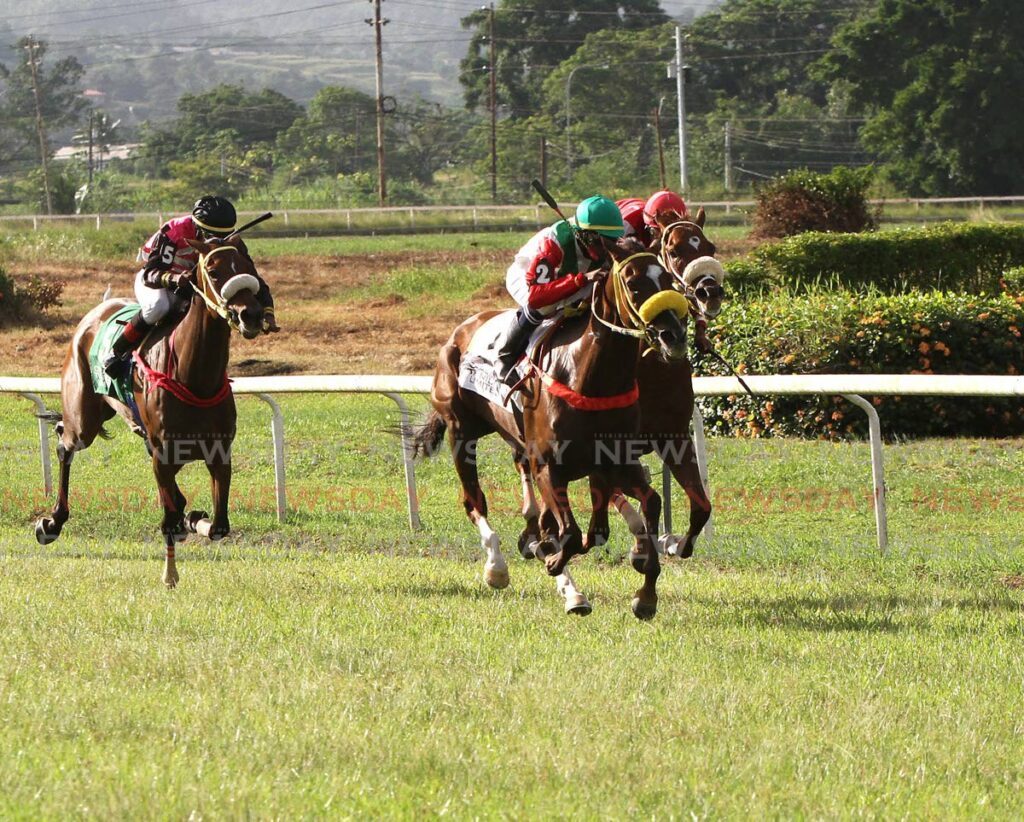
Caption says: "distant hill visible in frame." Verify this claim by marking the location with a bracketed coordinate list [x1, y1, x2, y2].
[0, 0, 717, 129]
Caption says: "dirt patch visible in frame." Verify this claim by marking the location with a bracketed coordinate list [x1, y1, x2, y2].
[2, 242, 747, 377]
[999, 574, 1024, 590]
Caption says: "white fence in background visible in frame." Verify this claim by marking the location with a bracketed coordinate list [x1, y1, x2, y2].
[4, 373, 1024, 554]
[2, 195, 1024, 231]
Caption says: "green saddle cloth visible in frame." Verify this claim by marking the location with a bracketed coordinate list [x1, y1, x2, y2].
[88, 304, 142, 405]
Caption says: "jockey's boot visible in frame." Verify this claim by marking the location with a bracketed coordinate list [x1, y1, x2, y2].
[494, 308, 540, 386]
[103, 313, 153, 379]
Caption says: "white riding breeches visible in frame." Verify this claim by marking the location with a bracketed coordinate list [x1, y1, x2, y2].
[134, 268, 189, 325]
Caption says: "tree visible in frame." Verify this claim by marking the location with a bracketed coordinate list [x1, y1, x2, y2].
[141, 84, 303, 174]
[274, 86, 379, 182]
[459, 0, 668, 118]
[823, 0, 1024, 195]
[0, 37, 87, 175]
[683, 0, 869, 114]
[539, 23, 676, 182]
[390, 99, 480, 186]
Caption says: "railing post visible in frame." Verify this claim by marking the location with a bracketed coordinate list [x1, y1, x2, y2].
[256, 393, 287, 522]
[691, 404, 714, 543]
[383, 392, 423, 530]
[842, 394, 888, 555]
[19, 392, 52, 497]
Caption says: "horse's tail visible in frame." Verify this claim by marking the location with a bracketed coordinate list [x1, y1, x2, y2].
[411, 411, 447, 460]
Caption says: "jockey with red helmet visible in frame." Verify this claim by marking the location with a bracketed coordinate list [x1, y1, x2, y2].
[617, 190, 689, 249]
[103, 195, 278, 378]
[493, 195, 625, 384]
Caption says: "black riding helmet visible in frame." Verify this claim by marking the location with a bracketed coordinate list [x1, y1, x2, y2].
[191, 195, 237, 237]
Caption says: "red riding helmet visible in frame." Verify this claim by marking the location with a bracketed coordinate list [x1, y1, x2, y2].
[643, 190, 688, 227]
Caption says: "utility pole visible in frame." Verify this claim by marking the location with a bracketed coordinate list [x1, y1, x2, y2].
[25, 36, 53, 216]
[653, 98, 667, 190]
[539, 135, 547, 190]
[87, 111, 94, 185]
[673, 26, 688, 193]
[367, 0, 388, 206]
[487, 4, 497, 202]
[724, 121, 733, 192]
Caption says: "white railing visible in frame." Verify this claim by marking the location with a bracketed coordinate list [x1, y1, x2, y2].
[5, 372, 1024, 554]
[3, 195, 1024, 230]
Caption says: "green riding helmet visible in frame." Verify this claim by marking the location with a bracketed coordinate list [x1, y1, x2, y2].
[572, 195, 625, 238]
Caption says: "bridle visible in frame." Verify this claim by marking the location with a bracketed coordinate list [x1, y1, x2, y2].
[590, 252, 691, 349]
[193, 245, 261, 332]
[656, 221, 723, 318]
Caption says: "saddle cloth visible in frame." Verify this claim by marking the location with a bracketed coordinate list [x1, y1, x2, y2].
[88, 303, 142, 405]
[457, 310, 560, 408]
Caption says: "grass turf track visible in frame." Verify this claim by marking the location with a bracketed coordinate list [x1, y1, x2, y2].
[1, 393, 1024, 817]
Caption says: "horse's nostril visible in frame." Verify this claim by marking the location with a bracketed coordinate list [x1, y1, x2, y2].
[240, 307, 261, 326]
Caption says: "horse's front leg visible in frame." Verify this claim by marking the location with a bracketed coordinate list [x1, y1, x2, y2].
[533, 464, 584, 577]
[662, 436, 710, 558]
[153, 454, 186, 588]
[188, 460, 231, 540]
[584, 473, 612, 553]
[614, 464, 662, 621]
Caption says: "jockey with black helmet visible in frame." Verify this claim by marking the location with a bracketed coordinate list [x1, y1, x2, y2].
[103, 195, 278, 378]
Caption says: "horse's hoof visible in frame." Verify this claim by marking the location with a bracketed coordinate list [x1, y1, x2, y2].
[483, 562, 510, 590]
[517, 530, 538, 559]
[629, 550, 647, 573]
[564, 592, 593, 616]
[163, 573, 179, 589]
[631, 596, 657, 621]
[186, 511, 208, 534]
[34, 518, 59, 546]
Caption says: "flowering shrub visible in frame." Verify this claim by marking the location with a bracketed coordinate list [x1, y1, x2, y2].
[701, 289, 1024, 439]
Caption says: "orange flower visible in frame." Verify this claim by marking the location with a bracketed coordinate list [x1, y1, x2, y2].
[918, 341, 931, 354]
[933, 341, 949, 355]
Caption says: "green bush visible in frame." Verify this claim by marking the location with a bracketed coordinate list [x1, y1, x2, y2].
[752, 166, 875, 239]
[726, 222, 1024, 296]
[701, 289, 1024, 439]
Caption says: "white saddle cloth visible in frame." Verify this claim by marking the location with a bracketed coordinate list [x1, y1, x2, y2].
[457, 311, 560, 408]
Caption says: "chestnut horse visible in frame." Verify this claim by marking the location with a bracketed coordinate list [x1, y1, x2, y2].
[414, 239, 690, 619]
[627, 208, 723, 558]
[517, 209, 723, 572]
[34, 237, 267, 587]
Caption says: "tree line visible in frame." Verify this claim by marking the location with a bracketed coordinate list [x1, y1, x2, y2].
[1, 0, 1021, 212]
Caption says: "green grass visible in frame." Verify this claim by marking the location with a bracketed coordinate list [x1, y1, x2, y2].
[2, 393, 1024, 816]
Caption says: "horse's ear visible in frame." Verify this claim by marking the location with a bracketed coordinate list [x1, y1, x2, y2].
[186, 237, 212, 254]
[694, 207, 706, 229]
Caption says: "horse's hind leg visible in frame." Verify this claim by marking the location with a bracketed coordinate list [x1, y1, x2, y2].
[34, 397, 109, 545]
[450, 427, 508, 590]
[153, 456, 186, 588]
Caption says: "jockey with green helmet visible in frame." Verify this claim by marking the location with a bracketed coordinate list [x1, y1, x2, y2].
[494, 194, 624, 384]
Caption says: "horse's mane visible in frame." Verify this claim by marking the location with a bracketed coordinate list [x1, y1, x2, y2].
[615, 236, 647, 256]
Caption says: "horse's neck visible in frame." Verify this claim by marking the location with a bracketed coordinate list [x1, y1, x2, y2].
[166, 298, 230, 391]
[562, 280, 641, 395]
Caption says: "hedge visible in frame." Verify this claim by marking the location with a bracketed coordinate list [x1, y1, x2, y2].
[751, 166, 875, 240]
[724, 222, 1024, 296]
[699, 289, 1024, 439]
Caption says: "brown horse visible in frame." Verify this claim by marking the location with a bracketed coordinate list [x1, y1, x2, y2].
[414, 239, 691, 619]
[622, 208, 723, 558]
[34, 237, 267, 587]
